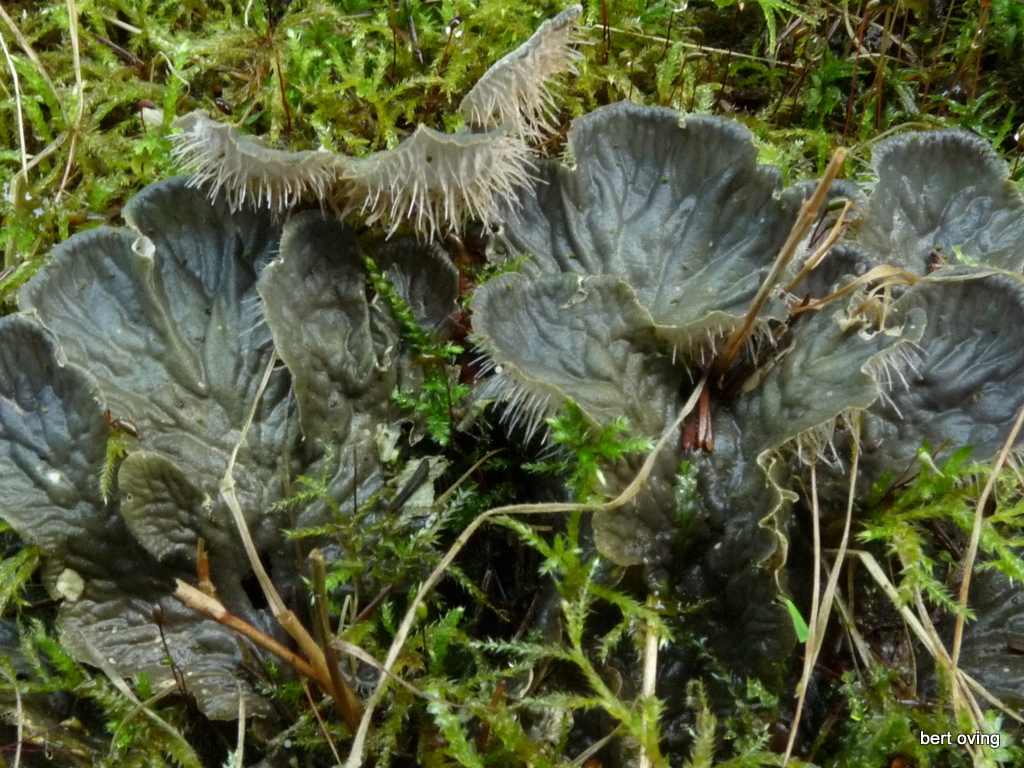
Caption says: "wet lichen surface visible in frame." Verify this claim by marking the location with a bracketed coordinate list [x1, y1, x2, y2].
[3, 2, 1024, 767]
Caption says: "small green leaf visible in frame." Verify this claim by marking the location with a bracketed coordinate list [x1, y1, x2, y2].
[777, 595, 809, 643]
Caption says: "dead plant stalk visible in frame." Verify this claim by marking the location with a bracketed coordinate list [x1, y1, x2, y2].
[712, 147, 848, 382]
[342, 375, 709, 767]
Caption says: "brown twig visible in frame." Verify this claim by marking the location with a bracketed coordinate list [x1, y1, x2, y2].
[173, 579, 321, 682]
[89, 31, 145, 69]
[310, 550, 364, 733]
[711, 147, 847, 383]
[196, 538, 216, 598]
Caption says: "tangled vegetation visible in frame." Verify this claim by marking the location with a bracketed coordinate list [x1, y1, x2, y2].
[2, 1, 1024, 767]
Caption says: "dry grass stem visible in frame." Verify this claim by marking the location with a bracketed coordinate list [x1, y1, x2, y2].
[951, 401, 1024, 669]
[962, 673, 1024, 727]
[713, 148, 847, 381]
[0, 667, 23, 768]
[785, 416, 859, 765]
[853, 551, 949, 659]
[849, 549, 1023, 755]
[219, 354, 286, 614]
[0, 25, 26, 175]
[57, 0, 84, 199]
[0, 3, 62, 119]
[638, 594, 661, 768]
[816, 414, 860, 642]
[783, 457, 822, 766]
[101, 13, 142, 35]
[790, 264, 919, 317]
[785, 200, 852, 293]
[596, 24, 806, 70]
[231, 686, 245, 768]
[331, 638, 455, 706]
[831, 590, 878, 671]
[342, 375, 708, 767]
